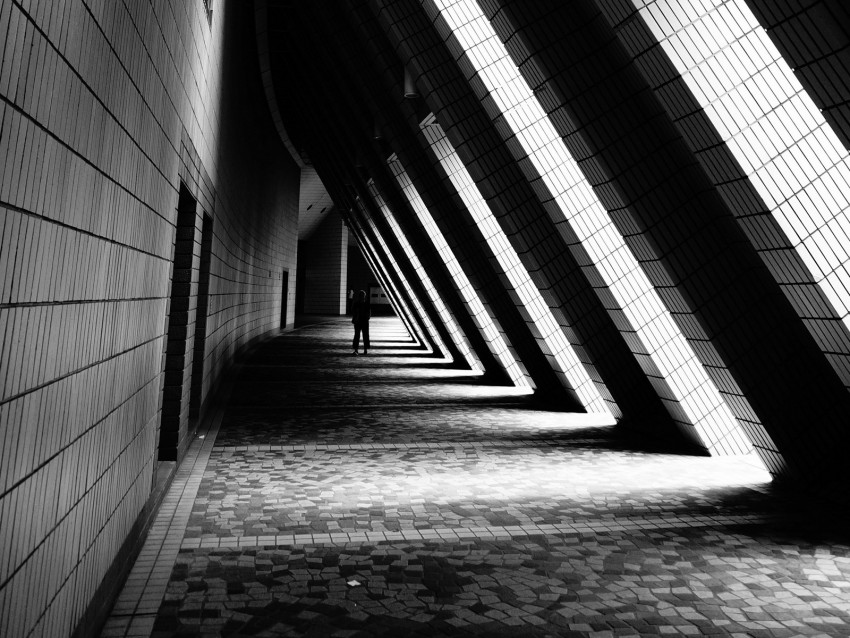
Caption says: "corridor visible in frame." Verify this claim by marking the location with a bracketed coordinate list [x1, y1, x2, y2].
[103, 317, 850, 637]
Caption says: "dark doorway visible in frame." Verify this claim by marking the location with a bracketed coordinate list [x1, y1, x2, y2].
[281, 270, 289, 329]
[295, 240, 306, 314]
[189, 213, 213, 421]
[159, 184, 200, 462]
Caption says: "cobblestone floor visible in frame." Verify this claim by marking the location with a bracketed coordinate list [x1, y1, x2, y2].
[106, 317, 850, 637]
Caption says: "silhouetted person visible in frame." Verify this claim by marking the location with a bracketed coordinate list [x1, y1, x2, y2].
[351, 289, 370, 355]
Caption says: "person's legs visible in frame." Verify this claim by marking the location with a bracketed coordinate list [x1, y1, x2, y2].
[352, 325, 361, 354]
[363, 323, 370, 354]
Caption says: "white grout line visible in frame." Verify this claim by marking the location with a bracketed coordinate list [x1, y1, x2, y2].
[178, 513, 776, 550]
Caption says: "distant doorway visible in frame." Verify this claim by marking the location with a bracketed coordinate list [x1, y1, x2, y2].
[295, 242, 306, 314]
[189, 213, 213, 422]
[280, 270, 289, 329]
[159, 184, 199, 461]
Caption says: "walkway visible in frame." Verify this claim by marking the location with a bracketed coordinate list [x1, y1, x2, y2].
[103, 316, 850, 637]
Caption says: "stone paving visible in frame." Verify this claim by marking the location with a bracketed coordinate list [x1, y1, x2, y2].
[108, 317, 850, 637]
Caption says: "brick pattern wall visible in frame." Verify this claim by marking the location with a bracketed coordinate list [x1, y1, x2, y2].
[0, 1, 298, 635]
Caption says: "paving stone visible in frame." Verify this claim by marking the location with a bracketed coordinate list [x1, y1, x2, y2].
[105, 318, 850, 637]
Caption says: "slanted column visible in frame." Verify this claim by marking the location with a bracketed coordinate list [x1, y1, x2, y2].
[372, 1, 593, 407]
[352, 190, 453, 359]
[745, 1, 850, 150]
[369, 162, 510, 382]
[347, 206, 435, 350]
[488, 0, 850, 482]
[381, 0, 698, 439]
[322, 1, 519, 386]
[362, 178, 475, 368]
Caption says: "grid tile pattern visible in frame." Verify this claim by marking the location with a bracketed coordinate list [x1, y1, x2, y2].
[618, 0, 850, 389]
[470, 0, 841, 478]
[429, 0, 753, 456]
[0, 2, 298, 635]
[371, 5, 558, 396]
[746, 1, 850, 150]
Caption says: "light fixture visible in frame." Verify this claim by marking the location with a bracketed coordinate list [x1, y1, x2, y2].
[404, 67, 419, 99]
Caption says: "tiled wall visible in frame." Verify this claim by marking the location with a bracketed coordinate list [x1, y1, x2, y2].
[446, 0, 758, 455]
[477, 0, 850, 477]
[334, 0, 526, 383]
[301, 209, 348, 316]
[376, 0, 588, 403]
[428, 0, 749, 451]
[264, 0, 850, 481]
[315, 0, 516, 385]
[604, 0, 850, 395]
[387, 154, 527, 385]
[587, 0, 850, 477]
[0, 1, 298, 635]
[420, 115, 611, 414]
[424, 0, 748, 444]
[746, 1, 850, 150]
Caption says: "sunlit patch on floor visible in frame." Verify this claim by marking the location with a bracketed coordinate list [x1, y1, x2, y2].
[104, 317, 850, 638]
